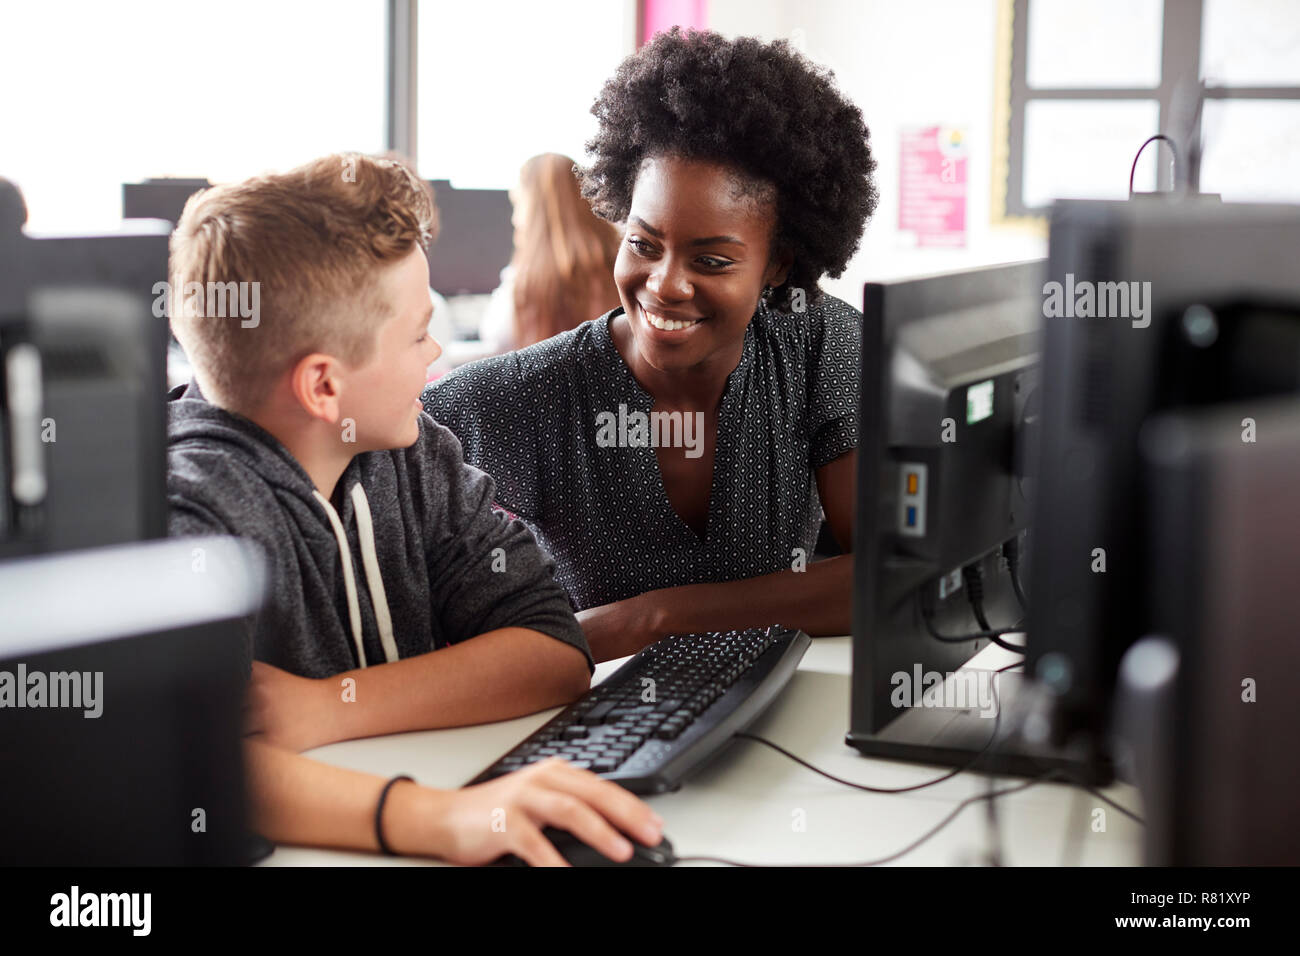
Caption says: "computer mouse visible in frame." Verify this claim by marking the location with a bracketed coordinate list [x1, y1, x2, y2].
[240, 831, 276, 865]
[494, 826, 676, 867]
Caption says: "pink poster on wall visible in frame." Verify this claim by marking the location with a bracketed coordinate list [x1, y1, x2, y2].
[899, 126, 968, 248]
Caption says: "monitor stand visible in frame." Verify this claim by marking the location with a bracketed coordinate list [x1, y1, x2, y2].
[846, 667, 1113, 786]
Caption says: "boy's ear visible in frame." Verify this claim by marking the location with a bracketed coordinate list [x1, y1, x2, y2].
[290, 353, 345, 424]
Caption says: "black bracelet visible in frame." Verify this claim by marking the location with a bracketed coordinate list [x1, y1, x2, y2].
[375, 775, 415, 856]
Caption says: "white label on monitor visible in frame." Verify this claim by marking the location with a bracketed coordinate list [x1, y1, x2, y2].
[898, 462, 927, 538]
[938, 568, 962, 600]
[966, 379, 994, 425]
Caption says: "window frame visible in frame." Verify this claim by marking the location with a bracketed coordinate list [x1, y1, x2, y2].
[995, 0, 1300, 221]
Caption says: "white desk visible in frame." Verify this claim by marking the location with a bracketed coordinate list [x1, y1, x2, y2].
[263, 636, 1144, 866]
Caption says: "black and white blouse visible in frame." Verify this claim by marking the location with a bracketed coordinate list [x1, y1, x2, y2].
[421, 294, 861, 612]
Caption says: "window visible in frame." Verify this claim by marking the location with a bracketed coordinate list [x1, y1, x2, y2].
[997, 0, 1300, 219]
[0, 0, 386, 233]
[416, 0, 634, 188]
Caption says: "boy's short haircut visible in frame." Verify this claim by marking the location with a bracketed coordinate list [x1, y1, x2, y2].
[169, 153, 438, 414]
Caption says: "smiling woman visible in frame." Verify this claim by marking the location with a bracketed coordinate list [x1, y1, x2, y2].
[422, 28, 878, 663]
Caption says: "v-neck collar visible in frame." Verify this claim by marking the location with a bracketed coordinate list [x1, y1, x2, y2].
[593, 306, 759, 544]
[594, 305, 758, 408]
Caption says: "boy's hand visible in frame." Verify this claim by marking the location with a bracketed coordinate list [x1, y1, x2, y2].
[243, 661, 336, 752]
[420, 758, 664, 866]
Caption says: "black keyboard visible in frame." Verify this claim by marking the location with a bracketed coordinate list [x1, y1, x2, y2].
[468, 626, 811, 794]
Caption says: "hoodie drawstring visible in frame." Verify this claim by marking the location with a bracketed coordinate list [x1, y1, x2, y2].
[349, 483, 401, 664]
[312, 485, 399, 668]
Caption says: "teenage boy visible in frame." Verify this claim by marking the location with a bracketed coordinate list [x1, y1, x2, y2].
[166, 153, 661, 865]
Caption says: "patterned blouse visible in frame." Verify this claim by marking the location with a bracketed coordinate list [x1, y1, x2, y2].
[421, 294, 861, 611]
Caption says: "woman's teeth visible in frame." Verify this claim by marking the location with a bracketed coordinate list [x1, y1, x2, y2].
[644, 309, 702, 331]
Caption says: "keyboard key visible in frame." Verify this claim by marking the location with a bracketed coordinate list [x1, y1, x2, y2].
[580, 700, 618, 725]
[470, 627, 804, 792]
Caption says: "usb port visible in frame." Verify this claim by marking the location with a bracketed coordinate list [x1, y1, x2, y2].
[905, 506, 917, 527]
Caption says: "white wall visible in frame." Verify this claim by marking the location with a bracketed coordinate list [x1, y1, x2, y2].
[708, 0, 1046, 305]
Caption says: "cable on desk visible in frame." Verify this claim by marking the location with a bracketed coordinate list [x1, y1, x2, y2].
[707, 661, 1138, 867]
[986, 662, 1144, 826]
[672, 771, 1060, 867]
[734, 659, 1030, 796]
[1036, 764, 1146, 826]
[735, 727, 990, 795]
[721, 657, 1138, 868]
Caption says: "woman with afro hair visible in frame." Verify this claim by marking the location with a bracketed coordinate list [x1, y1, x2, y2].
[423, 28, 878, 662]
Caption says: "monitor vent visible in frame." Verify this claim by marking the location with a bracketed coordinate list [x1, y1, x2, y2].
[1078, 239, 1116, 428]
[1080, 335, 1112, 428]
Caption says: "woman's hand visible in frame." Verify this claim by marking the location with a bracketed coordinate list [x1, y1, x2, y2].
[576, 591, 671, 662]
[418, 758, 664, 866]
[243, 661, 338, 753]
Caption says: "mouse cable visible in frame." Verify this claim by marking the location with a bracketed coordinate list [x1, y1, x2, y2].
[672, 771, 1060, 867]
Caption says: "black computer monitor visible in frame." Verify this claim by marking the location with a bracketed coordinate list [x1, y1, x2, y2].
[848, 261, 1068, 776]
[0, 536, 264, 865]
[121, 175, 516, 297]
[1027, 198, 1300, 779]
[122, 177, 211, 225]
[0, 180, 170, 557]
[424, 179, 513, 295]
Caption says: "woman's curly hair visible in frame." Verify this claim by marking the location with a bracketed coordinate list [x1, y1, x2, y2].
[579, 28, 878, 314]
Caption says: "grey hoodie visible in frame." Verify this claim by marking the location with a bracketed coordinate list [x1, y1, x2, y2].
[165, 380, 591, 679]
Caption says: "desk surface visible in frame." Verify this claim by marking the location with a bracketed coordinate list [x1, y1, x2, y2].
[264, 636, 1144, 866]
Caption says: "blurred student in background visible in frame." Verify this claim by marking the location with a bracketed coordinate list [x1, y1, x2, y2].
[481, 153, 621, 352]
